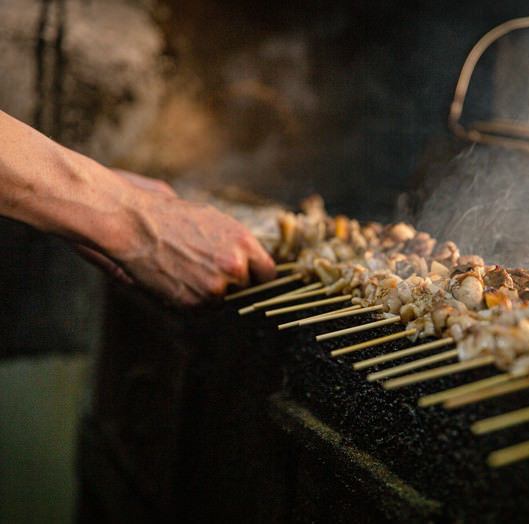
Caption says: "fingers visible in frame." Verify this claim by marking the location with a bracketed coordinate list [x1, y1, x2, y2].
[216, 249, 250, 288]
[244, 234, 277, 283]
[176, 283, 203, 308]
[216, 227, 275, 287]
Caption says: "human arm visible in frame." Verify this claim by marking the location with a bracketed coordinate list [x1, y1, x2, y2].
[0, 110, 276, 306]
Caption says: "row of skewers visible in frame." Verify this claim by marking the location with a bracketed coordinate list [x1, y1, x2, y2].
[227, 198, 529, 468]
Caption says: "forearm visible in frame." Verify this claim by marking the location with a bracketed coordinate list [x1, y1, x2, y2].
[0, 110, 140, 254]
[0, 111, 275, 306]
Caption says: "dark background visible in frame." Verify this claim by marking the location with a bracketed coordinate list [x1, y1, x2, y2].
[152, 0, 520, 219]
[2, 1, 529, 521]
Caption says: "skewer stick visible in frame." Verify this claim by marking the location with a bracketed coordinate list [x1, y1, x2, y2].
[316, 316, 400, 342]
[224, 273, 303, 301]
[368, 349, 458, 382]
[265, 294, 352, 317]
[444, 376, 529, 409]
[254, 284, 329, 309]
[255, 233, 278, 242]
[275, 262, 299, 272]
[282, 282, 322, 296]
[238, 284, 325, 315]
[383, 355, 495, 390]
[277, 305, 359, 331]
[418, 373, 511, 407]
[354, 338, 454, 371]
[330, 329, 416, 358]
[299, 304, 384, 327]
[257, 285, 327, 305]
[300, 304, 359, 321]
[472, 406, 529, 435]
[488, 440, 529, 468]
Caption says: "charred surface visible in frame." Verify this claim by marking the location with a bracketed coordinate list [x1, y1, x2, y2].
[82, 285, 529, 522]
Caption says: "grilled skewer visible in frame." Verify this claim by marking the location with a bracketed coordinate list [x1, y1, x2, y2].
[233, 199, 529, 467]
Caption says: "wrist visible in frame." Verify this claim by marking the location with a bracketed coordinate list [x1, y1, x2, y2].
[41, 145, 150, 259]
[0, 110, 152, 259]
[70, 161, 153, 260]
[95, 182, 158, 261]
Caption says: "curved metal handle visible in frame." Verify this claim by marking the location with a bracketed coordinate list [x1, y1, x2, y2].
[449, 17, 529, 152]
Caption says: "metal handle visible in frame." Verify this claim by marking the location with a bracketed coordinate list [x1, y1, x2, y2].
[449, 17, 529, 153]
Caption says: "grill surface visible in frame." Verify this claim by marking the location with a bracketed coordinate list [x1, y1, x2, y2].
[230, 286, 529, 521]
[83, 284, 529, 522]
[271, 307, 529, 521]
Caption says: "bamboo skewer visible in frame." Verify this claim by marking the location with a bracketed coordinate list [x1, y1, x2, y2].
[265, 294, 352, 317]
[488, 440, 529, 467]
[367, 349, 458, 382]
[299, 304, 384, 327]
[353, 338, 454, 371]
[255, 233, 279, 242]
[238, 283, 325, 315]
[273, 282, 322, 297]
[383, 355, 495, 390]
[300, 304, 360, 321]
[472, 406, 529, 435]
[224, 273, 303, 301]
[277, 305, 360, 331]
[316, 316, 401, 342]
[330, 329, 417, 358]
[275, 262, 299, 272]
[444, 377, 529, 409]
[418, 373, 512, 407]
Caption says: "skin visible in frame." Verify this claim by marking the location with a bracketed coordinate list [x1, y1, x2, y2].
[0, 110, 276, 307]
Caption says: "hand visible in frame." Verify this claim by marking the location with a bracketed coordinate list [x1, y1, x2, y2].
[79, 171, 276, 307]
[74, 169, 175, 286]
[0, 110, 274, 307]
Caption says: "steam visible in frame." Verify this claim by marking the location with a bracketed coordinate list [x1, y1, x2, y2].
[414, 144, 529, 267]
[408, 29, 529, 268]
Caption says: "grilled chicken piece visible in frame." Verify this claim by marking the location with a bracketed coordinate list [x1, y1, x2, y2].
[313, 258, 341, 286]
[350, 220, 368, 254]
[484, 289, 513, 309]
[395, 254, 429, 278]
[484, 266, 514, 289]
[361, 222, 383, 249]
[458, 255, 485, 267]
[271, 200, 529, 377]
[520, 289, 529, 302]
[385, 222, 416, 243]
[300, 194, 327, 221]
[433, 241, 460, 268]
[333, 215, 350, 242]
[508, 268, 529, 292]
[458, 308, 529, 371]
[407, 313, 436, 340]
[328, 238, 356, 262]
[403, 231, 436, 258]
[449, 269, 484, 310]
[363, 272, 402, 313]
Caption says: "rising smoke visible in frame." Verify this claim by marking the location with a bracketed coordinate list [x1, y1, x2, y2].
[412, 28, 529, 268]
[415, 144, 529, 267]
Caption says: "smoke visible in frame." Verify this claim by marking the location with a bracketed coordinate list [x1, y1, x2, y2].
[124, 31, 319, 206]
[414, 144, 529, 267]
[409, 30, 529, 268]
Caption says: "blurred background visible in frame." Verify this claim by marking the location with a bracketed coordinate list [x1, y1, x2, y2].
[1, 0, 529, 521]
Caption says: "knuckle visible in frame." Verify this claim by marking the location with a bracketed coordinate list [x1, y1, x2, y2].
[180, 294, 199, 308]
[156, 180, 173, 195]
[237, 229, 254, 248]
[207, 276, 227, 296]
[224, 255, 247, 278]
